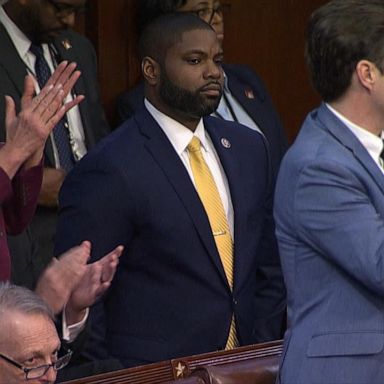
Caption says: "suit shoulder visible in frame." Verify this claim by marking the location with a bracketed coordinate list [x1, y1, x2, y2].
[223, 63, 265, 87]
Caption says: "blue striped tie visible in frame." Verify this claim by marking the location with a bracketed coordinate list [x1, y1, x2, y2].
[29, 44, 75, 172]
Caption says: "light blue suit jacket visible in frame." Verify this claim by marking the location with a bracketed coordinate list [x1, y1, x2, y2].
[274, 103, 384, 384]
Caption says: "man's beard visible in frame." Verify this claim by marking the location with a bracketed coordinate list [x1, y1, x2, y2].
[159, 70, 222, 119]
[19, 9, 63, 44]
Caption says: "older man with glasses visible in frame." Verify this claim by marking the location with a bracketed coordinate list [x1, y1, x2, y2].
[0, 283, 72, 383]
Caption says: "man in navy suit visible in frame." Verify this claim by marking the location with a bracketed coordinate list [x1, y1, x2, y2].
[274, 1, 384, 383]
[118, 0, 288, 174]
[55, 13, 285, 368]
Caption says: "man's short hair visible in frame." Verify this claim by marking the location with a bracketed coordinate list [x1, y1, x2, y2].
[138, 13, 214, 63]
[0, 282, 53, 321]
[137, 0, 188, 34]
[306, 0, 384, 102]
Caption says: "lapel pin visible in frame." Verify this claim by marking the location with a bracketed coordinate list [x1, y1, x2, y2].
[244, 88, 255, 99]
[221, 138, 231, 149]
[61, 39, 72, 50]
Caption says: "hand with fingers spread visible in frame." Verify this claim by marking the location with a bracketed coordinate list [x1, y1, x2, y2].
[0, 61, 84, 180]
[35, 240, 123, 325]
[35, 240, 91, 315]
[65, 245, 123, 325]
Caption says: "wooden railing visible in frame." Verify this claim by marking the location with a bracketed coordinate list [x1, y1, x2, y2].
[63, 340, 283, 384]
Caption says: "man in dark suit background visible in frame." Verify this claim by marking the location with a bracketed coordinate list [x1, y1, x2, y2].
[55, 13, 285, 368]
[118, 0, 288, 173]
[0, 0, 110, 288]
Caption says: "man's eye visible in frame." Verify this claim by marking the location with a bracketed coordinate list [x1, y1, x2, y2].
[187, 58, 201, 64]
[24, 357, 37, 366]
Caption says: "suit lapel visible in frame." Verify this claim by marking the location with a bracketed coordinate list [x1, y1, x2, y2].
[135, 109, 231, 290]
[224, 66, 268, 133]
[0, 24, 28, 99]
[318, 103, 384, 194]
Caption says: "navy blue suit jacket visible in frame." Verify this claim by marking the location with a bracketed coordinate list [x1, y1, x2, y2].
[55, 106, 286, 367]
[117, 64, 288, 173]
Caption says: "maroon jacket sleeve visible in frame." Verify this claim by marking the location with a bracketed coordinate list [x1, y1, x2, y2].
[0, 162, 43, 235]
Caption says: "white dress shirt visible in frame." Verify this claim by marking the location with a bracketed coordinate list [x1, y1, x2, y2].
[145, 99, 235, 238]
[326, 104, 384, 173]
[0, 6, 87, 167]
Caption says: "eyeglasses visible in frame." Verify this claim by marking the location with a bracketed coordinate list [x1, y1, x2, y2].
[0, 347, 72, 380]
[46, 0, 86, 18]
[187, 3, 231, 25]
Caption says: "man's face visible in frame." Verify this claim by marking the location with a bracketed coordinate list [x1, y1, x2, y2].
[14, 0, 86, 43]
[158, 28, 224, 121]
[0, 311, 60, 384]
[177, 0, 224, 45]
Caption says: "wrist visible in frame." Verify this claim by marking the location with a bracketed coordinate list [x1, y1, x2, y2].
[64, 303, 88, 326]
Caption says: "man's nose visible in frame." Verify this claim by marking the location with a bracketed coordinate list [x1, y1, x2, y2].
[40, 365, 57, 383]
[204, 60, 222, 79]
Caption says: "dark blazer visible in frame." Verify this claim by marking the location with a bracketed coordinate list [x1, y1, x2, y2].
[275, 104, 384, 384]
[55, 106, 286, 368]
[117, 64, 288, 172]
[0, 24, 110, 288]
[0, 163, 42, 281]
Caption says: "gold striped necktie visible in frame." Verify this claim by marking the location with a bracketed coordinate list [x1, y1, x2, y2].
[187, 136, 238, 349]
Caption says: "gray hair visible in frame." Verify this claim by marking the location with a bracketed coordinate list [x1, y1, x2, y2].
[0, 282, 54, 321]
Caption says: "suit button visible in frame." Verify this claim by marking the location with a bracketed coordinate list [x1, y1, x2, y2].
[233, 299, 238, 305]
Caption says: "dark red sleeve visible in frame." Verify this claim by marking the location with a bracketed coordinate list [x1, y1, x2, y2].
[1, 161, 43, 235]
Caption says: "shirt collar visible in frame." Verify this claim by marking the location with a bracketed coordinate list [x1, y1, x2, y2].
[144, 98, 208, 155]
[0, 6, 32, 61]
[326, 103, 384, 161]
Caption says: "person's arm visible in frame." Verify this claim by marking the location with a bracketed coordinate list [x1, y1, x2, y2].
[253, 185, 286, 341]
[55, 157, 131, 361]
[295, 160, 384, 295]
[0, 62, 84, 233]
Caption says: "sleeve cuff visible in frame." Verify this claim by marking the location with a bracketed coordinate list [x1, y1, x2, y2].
[62, 307, 89, 343]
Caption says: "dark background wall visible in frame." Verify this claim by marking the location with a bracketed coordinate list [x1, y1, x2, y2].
[76, 0, 328, 141]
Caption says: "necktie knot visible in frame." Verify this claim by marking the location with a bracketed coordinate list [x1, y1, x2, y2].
[29, 44, 45, 59]
[188, 136, 201, 153]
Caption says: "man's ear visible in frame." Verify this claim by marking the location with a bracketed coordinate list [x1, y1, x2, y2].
[142, 57, 160, 86]
[356, 60, 379, 91]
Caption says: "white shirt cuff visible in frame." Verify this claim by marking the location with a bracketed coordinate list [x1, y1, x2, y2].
[62, 307, 89, 343]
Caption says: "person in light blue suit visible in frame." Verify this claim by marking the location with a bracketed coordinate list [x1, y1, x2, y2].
[274, 1, 384, 383]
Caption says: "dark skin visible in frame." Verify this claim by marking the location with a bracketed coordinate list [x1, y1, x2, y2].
[4, 0, 86, 207]
[143, 28, 224, 131]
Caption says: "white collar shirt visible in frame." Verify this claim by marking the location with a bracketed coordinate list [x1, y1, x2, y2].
[326, 104, 384, 173]
[145, 98, 234, 238]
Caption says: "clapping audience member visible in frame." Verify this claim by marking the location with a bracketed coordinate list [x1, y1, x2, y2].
[0, 61, 82, 283]
[0, 0, 110, 288]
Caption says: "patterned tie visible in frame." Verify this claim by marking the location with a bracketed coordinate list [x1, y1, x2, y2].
[29, 44, 75, 172]
[187, 136, 238, 349]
